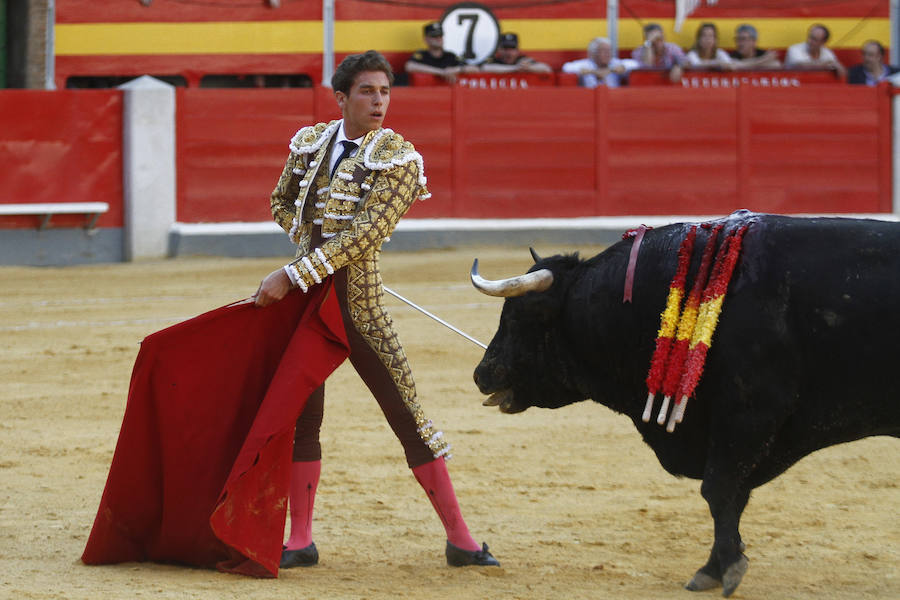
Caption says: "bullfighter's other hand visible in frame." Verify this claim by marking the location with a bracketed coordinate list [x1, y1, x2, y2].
[254, 268, 292, 307]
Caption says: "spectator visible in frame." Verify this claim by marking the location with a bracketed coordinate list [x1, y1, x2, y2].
[847, 40, 899, 85]
[562, 37, 638, 87]
[632, 23, 685, 83]
[785, 23, 846, 79]
[685, 22, 734, 70]
[729, 24, 781, 70]
[480, 33, 552, 73]
[405, 22, 476, 84]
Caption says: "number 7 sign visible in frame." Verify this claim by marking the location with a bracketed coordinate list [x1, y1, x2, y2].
[440, 3, 502, 65]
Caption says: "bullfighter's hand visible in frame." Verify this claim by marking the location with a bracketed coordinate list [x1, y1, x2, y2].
[254, 268, 292, 307]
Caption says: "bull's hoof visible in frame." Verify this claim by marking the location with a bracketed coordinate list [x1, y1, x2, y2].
[685, 570, 721, 592]
[721, 555, 749, 598]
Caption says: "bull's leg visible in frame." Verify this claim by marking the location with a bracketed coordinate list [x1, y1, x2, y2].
[686, 482, 750, 597]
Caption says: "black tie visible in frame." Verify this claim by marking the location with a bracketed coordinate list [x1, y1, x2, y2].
[331, 140, 358, 178]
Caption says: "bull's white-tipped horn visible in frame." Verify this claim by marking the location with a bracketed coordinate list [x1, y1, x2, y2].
[529, 247, 542, 263]
[470, 259, 554, 298]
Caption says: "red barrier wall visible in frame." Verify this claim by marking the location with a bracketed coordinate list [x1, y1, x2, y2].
[176, 88, 317, 223]
[0, 85, 892, 232]
[740, 86, 891, 213]
[173, 85, 891, 222]
[0, 90, 123, 229]
[453, 87, 597, 217]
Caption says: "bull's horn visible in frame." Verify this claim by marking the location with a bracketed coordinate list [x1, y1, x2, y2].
[470, 259, 554, 297]
[529, 247, 542, 263]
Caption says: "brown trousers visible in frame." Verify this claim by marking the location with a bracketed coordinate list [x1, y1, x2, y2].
[292, 268, 435, 468]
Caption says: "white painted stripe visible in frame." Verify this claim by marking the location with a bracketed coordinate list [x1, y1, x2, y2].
[170, 222, 282, 235]
[168, 213, 900, 237]
[392, 214, 900, 231]
[0, 202, 109, 215]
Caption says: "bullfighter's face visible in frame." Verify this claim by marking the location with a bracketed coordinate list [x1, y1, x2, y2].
[335, 70, 390, 139]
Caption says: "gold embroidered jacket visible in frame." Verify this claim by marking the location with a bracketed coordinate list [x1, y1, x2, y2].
[270, 120, 430, 291]
[269, 121, 451, 461]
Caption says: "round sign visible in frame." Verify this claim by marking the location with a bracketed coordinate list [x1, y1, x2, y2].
[440, 3, 501, 65]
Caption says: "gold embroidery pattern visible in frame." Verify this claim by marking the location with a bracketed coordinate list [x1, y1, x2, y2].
[289, 151, 423, 290]
[344, 258, 450, 459]
[270, 122, 446, 459]
[270, 151, 303, 235]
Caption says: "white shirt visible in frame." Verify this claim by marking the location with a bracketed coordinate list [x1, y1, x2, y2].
[785, 43, 839, 67]
[329, 120, 364, 176]
[561, 57, 637, 88]
[685, 48, 733, 67]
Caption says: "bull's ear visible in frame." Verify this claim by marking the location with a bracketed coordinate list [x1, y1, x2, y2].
[529, 247, 542, 264]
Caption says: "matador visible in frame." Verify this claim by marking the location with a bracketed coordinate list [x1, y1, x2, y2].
[254, 50, 498, 570]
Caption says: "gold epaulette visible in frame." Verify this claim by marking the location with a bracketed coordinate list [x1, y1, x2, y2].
[289, 120, 341, 156]
[360, 128, 429, 196]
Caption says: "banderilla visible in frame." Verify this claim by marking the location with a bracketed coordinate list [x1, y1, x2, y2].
[383, 286, 487, 350]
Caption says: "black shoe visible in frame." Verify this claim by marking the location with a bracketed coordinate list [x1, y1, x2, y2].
[280, 542, 319, 568]
[445, 541, 500, 567]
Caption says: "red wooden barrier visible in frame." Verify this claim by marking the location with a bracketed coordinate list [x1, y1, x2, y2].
[0, 85, 892, 231]
[0, 90, 123, 229]
[453, 87, 596, 217]
[738, 85, 891, 213]
[175, 88, 317, 223]
[603, 87, 740, 214]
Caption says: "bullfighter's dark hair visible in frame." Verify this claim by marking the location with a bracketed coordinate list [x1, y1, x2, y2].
[331, 50, 395, 94]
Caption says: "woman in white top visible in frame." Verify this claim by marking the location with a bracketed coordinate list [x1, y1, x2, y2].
[685, 22, 734, 70]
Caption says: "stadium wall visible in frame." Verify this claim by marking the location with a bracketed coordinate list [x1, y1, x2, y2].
[0, 81, 897, 265]
[52, 0, 890, 88]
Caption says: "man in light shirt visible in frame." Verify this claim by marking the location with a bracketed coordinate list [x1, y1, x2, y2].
[785, 23, 846, 79]
[562, 37, 638, 87]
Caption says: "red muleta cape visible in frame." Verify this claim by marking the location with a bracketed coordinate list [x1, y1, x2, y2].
[81, 283, 350, 577]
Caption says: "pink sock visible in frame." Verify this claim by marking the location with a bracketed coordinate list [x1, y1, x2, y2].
[412, 457, 480, 552]
[285, 460, 320, 550]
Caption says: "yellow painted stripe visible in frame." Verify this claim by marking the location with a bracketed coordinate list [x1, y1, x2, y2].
[56, 17, 889, 56]
[57, 21, 323, 55]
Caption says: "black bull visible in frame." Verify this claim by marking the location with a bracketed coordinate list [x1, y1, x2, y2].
[471, 213, 899, 597]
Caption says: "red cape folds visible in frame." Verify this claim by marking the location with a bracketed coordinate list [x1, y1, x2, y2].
[81, 283, 349, 577]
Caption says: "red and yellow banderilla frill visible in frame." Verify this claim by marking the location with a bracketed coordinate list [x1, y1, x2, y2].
[643, 222, 750, 432]
[643, 225, 697, 422]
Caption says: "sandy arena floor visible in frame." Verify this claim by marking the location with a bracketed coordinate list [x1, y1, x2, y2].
[1, 246, 897, 600]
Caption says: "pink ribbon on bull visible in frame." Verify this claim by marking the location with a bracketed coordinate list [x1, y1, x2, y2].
[623, 225, 650, 303]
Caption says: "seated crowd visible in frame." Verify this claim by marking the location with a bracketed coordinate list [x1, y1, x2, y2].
[406, 20, 896, 87]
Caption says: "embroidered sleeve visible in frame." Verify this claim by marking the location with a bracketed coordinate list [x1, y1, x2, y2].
[270, 152, 305, 235]
[286, 160, 419, 290]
